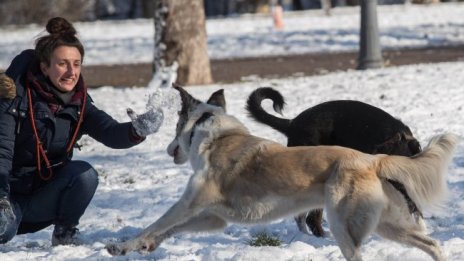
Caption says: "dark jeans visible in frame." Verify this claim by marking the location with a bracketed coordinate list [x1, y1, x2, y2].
[12, 160, 99, 234]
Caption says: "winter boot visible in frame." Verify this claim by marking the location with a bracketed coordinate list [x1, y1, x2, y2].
[51, 225, 84, 246]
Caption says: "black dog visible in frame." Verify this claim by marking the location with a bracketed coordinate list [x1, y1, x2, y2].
[246, 87, 422, 237]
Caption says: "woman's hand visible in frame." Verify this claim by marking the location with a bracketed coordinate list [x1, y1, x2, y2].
[127, 108, 164, 137]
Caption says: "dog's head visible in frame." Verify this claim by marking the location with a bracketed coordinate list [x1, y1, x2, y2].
[167, 84, 226, 164]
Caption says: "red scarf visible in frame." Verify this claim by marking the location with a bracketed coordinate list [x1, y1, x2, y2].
[26, 64, 86, 114]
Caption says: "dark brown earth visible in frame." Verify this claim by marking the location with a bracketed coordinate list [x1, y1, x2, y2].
[82, 45, 464, 88]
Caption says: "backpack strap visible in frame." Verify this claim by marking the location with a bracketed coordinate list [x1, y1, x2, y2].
[25, 80, 87, 181]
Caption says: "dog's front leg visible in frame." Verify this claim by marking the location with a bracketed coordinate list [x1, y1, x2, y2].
[162, 211, 227, 236]
[106, 198, 202, 255]
[106, 172, 214, 255]
[106, 210, 228, 256]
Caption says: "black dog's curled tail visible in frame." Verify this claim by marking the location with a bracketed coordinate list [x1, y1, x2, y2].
[246, 87, 291, 135]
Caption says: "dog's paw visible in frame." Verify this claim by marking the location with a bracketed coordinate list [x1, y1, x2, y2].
[138, 240, 160, 253]
[105, 240, 160, 256]
[105, 243, 128, 256]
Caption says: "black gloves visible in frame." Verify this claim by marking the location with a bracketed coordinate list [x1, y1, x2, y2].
[0, 197, 20, 244]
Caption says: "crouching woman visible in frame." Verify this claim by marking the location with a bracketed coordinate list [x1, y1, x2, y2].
[0, 17, 161, 245]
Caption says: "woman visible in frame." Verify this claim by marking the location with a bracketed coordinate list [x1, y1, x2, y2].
[0, 17, 160, 245]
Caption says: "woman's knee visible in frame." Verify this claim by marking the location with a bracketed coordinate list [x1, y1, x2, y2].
[65, 161, 99, 191]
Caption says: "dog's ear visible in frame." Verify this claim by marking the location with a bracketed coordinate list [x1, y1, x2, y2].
[207, 89, 226, 111]
[172, 83, 200, 111]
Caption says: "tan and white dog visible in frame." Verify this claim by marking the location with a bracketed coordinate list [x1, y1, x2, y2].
[106, 85, 459, 261]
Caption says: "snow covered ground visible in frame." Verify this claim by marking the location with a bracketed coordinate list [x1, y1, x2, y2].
[3, 58, 464, 261]
[0, 2, 463, 261]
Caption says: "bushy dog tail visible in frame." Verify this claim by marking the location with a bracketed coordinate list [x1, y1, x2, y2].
[378, 133, 460, 211]
[246, 87, 291, 135]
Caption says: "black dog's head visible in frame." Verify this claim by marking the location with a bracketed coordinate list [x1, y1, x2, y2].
[374, 132, 422, 156]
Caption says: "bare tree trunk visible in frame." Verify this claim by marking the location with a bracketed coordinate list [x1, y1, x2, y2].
[321, 0, 332, 16]
[154, 0, 213, 86]
[152, 0, 173, 88]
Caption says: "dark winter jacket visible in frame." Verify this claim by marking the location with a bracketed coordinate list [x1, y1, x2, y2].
[0, 50, 143, 197]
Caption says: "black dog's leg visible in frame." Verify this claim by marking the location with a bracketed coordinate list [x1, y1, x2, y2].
[306, 209, 325, 237]
[387, 179, 423, 219]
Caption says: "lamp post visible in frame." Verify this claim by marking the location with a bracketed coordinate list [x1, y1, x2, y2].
[357, 0, 383, 70]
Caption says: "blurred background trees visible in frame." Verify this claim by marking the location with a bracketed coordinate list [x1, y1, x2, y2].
[0, 0, 95, 25]
[0, 0, 455, 85]
[153, 0, 212, 86]
[0, 0, 453, 26]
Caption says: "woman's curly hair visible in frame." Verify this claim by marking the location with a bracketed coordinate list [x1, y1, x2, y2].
[35, 17, 84, 65]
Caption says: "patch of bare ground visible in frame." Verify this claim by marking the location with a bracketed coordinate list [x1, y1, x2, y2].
[82, 45, 464, 87]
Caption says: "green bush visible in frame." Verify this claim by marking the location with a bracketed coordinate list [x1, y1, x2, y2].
[247, 231, 282, 247]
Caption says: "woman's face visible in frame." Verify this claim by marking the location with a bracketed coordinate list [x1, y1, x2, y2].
[40, 45, 82, 92]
